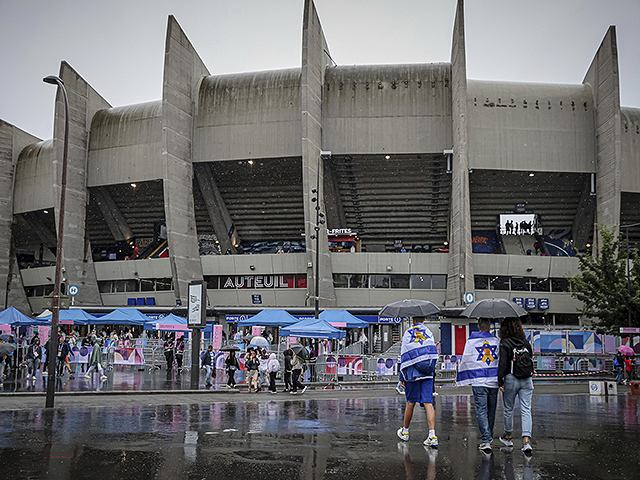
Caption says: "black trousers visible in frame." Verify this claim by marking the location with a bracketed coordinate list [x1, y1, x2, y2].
[165, 352, 174, 370]
[292, 369, 304, 392]
[284, 371, 292, 390]
[227, 369, 236, 386]
[269, 372, 277, 392]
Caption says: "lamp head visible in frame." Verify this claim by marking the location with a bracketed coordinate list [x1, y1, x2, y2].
[43, 75, 63, 86]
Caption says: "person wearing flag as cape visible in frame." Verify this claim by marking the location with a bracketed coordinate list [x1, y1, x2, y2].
[397, 316, 439, 447]
[456, 318, 500, 453]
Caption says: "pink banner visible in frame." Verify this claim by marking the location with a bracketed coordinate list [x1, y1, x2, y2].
[0, 325, 10, 334]
[252, 326, 262, 337]
[212, 325, 223, 350]
[39, 326, 50, 342]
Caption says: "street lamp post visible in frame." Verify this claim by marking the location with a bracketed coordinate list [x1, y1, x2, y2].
[622, 222, 640, 328]
[43, 75, 70, 408]
[310, 152, 329, 319]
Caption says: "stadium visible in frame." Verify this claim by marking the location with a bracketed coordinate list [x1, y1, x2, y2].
[1, 0, 638, 354]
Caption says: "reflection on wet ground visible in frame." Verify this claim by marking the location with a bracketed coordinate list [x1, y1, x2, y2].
[0, 393, 638, 479]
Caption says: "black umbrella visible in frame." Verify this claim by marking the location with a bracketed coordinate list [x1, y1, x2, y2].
[289, 343, 310, 361]
[460, 298, 527, 319]
[378, 299, 441, 318]
[0, 343, 16, 357]
[220, 345, 240, 352]
[0, 333, 14, 342]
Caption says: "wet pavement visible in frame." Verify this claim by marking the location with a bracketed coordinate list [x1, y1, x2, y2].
[1, 385, 638, 479]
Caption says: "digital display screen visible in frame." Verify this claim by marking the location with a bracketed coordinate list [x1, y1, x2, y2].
[499, 214, 538, 235]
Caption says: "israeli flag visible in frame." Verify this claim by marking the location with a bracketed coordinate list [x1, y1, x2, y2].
[456, 331, 500, 388]
[400, 323, 439, 382]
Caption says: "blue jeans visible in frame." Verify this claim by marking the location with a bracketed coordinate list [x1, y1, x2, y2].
[503, 374, 534, 438]
[615, 367, 624, 384]
[472, 386, 499, 443]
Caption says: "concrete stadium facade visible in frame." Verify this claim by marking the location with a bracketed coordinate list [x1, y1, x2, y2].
[1, 0, 639, 345]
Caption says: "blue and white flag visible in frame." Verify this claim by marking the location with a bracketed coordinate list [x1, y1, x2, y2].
[456, 331, 500, 387]
[400, 323, 438, 382]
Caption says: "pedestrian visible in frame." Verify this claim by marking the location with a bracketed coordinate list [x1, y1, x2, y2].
[290, 350, 307, 394]
[457, 318, 500, 453]
[164, 335, 174, 371]
[267, 353, 280, 393]
[258, 348, 269, 392]
[283, 348, 293, 392]
[396, 316, 439, 448]
[225, 350, 239, 388]
[84, 333, 108, 380]
[56, 336, 72, 377]
[624, 356, 634, 383]
[497, 317, 534, 455]
[245, 349, 259, 392]
[26, 337, 42, 381]
[175, 335, 185, 373]
[614, 352, 624, 384]
[201, 345, 216, 387]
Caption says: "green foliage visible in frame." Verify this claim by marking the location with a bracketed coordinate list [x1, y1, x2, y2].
[568, 225, 640, 334]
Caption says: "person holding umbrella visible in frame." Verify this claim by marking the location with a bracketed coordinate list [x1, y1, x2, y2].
[397, 316, 439, 447]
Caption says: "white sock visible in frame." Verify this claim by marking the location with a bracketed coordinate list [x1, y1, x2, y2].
[429, 429, 436, 438]
[402, 427, 409, 433]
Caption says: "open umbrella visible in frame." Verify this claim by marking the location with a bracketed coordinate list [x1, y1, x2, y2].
[289, 343, 310, 361]
[460, 298, 527, 319]
[0, 333, 14, 342]
[220, 345, 240, 352]
[618, 345, 635, 356]
[0, 343, 16, 357]
[379, 299, 440, 318]
[248, 336, 269, 348]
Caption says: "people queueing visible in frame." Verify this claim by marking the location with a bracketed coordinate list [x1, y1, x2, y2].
[283, 348, 293, 392]
[26, 337, 42, 381]
[175, 335, 185, 373]
[290, 350, 307, 394]
[245, 349, 259, 392]
[84, 332, 108, 381]
[397, 316, 439, 447]
[457, 318, 500, 453]
[225, 350, 239, 388]
[164, 334, 175, 371]
[498, 318, 535, 455]
[201, 345, 216, 387]
[267, 353, 280, 393]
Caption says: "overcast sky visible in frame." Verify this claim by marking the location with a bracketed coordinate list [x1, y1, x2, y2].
[1, 0, 639, 141]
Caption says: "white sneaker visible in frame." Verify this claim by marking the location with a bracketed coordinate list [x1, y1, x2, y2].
[479, 442, 492, 453]
[301, 386, 308, 394]
[100, 375, 107, 380]
[43, 371, 48, 377]
[424, 436, 438, 448]
[397, 428, 409, 441]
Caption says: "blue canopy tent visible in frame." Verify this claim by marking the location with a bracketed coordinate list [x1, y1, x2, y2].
[144, 313, 190, 332]
[279, 318, 346, 339]
[236, 309, 299, 327]
[39, 308, 97, 325]
[0, 306, 47, 326]
[86, 308, 151, 326]
[319, 310, 369, 329]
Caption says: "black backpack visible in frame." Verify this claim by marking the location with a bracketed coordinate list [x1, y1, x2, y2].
[511, 345, 534, 379]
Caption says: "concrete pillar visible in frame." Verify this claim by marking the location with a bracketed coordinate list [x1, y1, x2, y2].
[301, 0, 336, 308]
[52, 62, 110, 306]
[446, 0, 474, 307]
[92, 186, 134, 242]
[162, 16, 209, 304]
[0, 120, 38, 312]
[582, 26, 622, 243]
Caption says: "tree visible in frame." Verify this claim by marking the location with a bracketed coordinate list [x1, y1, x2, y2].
[568, 225, 640, 334]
